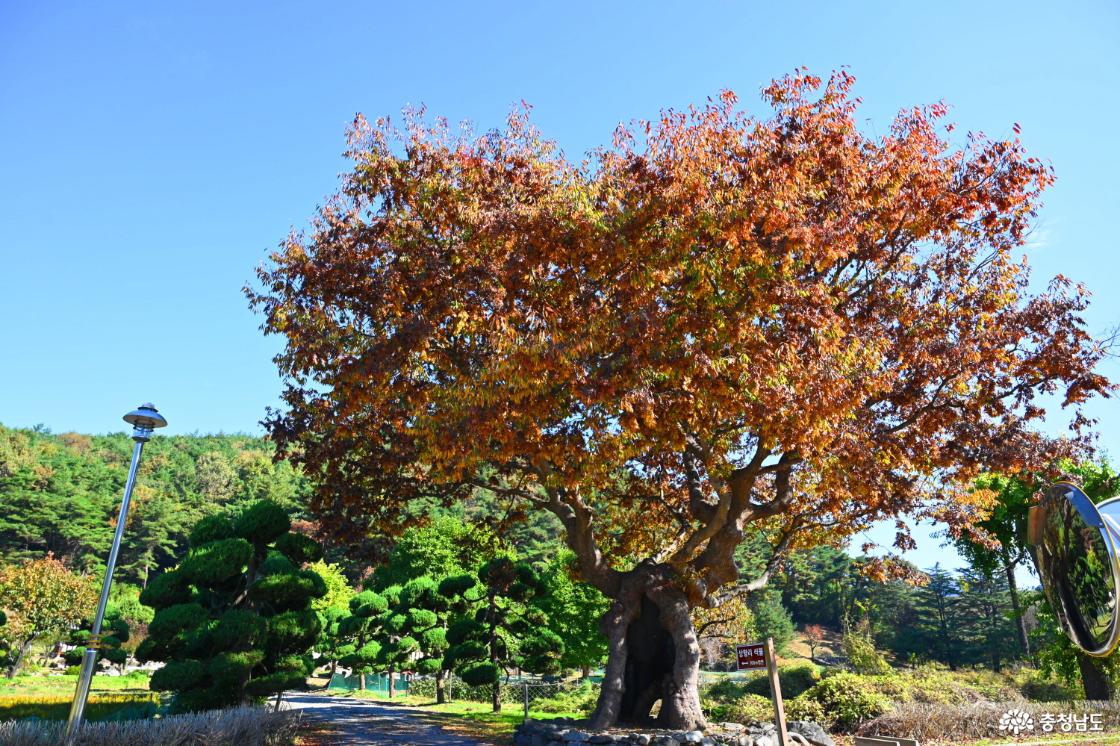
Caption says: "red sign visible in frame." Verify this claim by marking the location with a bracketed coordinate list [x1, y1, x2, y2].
[736, 642, 766, 671]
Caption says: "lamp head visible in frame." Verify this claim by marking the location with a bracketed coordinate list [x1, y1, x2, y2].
[123, 403, 167, 441]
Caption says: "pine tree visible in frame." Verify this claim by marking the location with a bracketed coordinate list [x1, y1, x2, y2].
[137, 500, 326, 712]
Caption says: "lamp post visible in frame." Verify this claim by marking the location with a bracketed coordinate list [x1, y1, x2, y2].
[64, 403, 167, 743]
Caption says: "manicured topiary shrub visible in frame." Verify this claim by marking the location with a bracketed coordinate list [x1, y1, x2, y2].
[137, 499, 325, 712]
[63, 616, 130, 670]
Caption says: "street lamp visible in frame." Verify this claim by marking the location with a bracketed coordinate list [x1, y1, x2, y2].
[64, 403, 167, 743]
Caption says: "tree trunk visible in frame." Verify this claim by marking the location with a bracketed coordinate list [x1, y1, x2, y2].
[581, 664, 591, 680]
[436, 668, 447, 704]
[323, 659, 337, 690]
[1077, 652, 1113, 700]
[1004, 558, 1031, 658]
[388, 668, 395, 698]
[6, 636, 35, 679]
[590, 576, 706, 731]
[358, 672, 366, 691]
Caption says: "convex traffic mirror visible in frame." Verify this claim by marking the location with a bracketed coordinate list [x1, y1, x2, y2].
[1029, 482, 1120, 657]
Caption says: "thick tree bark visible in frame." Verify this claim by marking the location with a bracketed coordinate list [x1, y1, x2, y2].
[590, 572, 707, 731]
[1077, 652, 1113, 700]
[436, 668, 448, 704]
[388, 667, 395, 698]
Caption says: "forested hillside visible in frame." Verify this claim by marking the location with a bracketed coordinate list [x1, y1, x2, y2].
[0, 423, 564, 587]
[0, 424, 309, 585]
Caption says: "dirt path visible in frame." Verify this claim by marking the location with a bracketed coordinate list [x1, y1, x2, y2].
[286, 691, 489, 745]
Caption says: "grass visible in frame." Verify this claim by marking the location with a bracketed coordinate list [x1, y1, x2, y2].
[0, 671, 151, 696]
[0, 672, 158, 722]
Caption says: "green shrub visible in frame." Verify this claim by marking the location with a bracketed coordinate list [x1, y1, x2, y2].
[1019, 669, 1079, 702]
[716, 693, 774, 724]
[702, 676, 748, 704]
[743, 662, 821, 699]
[784, 695, 828, 726]
[842, 619, 892, 675]
[532, 682, 598, 714]
[801, 672, 890, 730]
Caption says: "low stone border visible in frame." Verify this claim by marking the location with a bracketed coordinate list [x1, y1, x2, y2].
[513, 718, 834, 746]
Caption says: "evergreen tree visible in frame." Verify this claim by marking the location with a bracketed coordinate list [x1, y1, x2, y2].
[748, 589, 794, 654]
[957, 565, 1018, 671]
[912, 564, 963, 669]
[137, 500, 326, 712]
[396, 576, 453, 702]
[336, 589, 390, 691]
[440, 557, 563, 712]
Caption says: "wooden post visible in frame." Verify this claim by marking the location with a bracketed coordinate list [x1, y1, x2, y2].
[765, 637, 790, 746]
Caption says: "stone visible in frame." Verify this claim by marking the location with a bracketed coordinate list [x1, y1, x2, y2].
[633, 736, 652, 745]
[720, 723, 745, 732]
[564, 731, 590, 743]
[589, 736, 617, 744]
[786, 722, 833, 746]
[682, 732, 704, 744]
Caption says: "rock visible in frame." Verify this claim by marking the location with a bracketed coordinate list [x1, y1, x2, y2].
[633, 736, 652, 745]
[787, 721, 833, 746]
[589, 736, 617, 745]
[651, 737, 680, 746]
[720, 723, 745, 732]
[564, 731, 590, 743]
[750, 735, 778, 746]
[683, 732, 704, 744]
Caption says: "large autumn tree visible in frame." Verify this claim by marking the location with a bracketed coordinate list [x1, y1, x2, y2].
[249, 71, 1112, 729]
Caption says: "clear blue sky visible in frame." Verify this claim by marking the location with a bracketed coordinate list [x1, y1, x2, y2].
[1, 1, 1117, 571]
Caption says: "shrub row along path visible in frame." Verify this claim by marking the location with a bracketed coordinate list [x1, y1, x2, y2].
[286, 692, 489, 745]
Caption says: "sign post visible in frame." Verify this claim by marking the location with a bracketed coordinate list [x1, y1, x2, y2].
[736, 638, 789, 746]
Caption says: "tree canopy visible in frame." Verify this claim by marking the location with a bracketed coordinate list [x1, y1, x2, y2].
[249, 70, 1112, 728]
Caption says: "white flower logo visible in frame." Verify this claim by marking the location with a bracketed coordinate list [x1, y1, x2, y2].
[999, 708, 1035, 735]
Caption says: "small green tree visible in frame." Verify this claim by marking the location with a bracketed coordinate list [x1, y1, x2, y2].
[749, 589, 795, 655]
[535, 552, 608, 678]
[0, 554, 97, 677]
[137, 500, 326, 712]
[841, 617, 892, 675]
[314, 605, 350, 686]
[441, 557, 563, 712]
[64, 614, 130, 672]
[336, 589, 389, 691]
[397, 576, 452, 701]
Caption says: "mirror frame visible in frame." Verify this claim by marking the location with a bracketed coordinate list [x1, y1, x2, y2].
[1029, 482, 1120, 658]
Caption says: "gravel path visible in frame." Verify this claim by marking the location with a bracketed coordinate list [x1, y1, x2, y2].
[285, 691, 489, 745]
